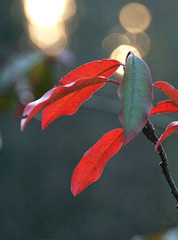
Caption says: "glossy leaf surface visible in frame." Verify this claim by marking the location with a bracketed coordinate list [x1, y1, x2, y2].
[118, 52, 153, 145]
[155, 121, 178, 150]
[42, 84, 104, 129]
[154, 81, 178, 105]
[42, 59, 121, 129]
[71, 129, 123, 196]
[60, 59, 121, 84]
[21, 76, 109, 131]
[150, 100, 178, 115]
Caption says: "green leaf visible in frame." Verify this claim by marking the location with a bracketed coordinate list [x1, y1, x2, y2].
[118, 52, 153, 145]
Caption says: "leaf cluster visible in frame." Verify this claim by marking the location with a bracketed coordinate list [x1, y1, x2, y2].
[21, 52, 178, 196]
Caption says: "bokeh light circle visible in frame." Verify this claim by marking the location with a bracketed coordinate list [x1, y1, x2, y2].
[23, 0, 68, 27]
[102, 33, 130, 55]
[135, 32, 151, 57]
[28, 23, 68, 56]
[119, 3, 151, 33]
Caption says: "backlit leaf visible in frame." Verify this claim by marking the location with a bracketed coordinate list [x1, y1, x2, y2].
[154, 81, 178, 105]
[155, 121, 178, 150]
[150, 100, 178, 115]
[21, 76, 109, 131]
[118, 52, 153, 145]
[71, 129, 123, 196]
[42, 85, 104, 129]
[42, 59, 121, 129]
[60, 59, 121, 84]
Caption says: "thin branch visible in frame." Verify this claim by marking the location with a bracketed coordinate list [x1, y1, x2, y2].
[142, 119, 178, 209]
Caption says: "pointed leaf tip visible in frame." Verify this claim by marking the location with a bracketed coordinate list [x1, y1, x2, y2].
[71, 129, 123, 196]
[155, 121, 178, 151]
[154, 81, 178, 105]
[21, 77, 109, 130]
[118, 52, 153, 145]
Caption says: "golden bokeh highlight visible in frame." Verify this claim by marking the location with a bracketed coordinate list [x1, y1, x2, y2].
[102, 3, 152, 76]
[28, 23, 67, 56]
[23, 0, 76, 27]
[108, 25, 126, 35]
[119, 3, 151, 34]
[110, 45, 141, 75]
[124, 32, 136, 45]
[23, 0, 76, 56]
[102, 33, 130, 54]
[134, 32, 151, 57]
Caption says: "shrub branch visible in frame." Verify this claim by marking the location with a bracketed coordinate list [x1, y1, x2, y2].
[142, 119, 178, 209]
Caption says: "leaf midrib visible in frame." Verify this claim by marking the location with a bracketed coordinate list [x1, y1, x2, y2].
[75, 131, 123, 191]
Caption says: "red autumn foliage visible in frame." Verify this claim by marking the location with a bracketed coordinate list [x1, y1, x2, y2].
[150, 100, 178, 115]
[21, 76, 110, 131]
[154, 81, 178, 105]
[21, 54, 178, 196]
[153, 81, 178, 148]
[60, 59, 121, 85]
[155, 121, 178, 150]
[71, 129, 123, 196]
[42, 59, 121, 129]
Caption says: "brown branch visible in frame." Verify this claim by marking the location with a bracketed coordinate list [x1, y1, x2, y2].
[142, 119, 178, 209]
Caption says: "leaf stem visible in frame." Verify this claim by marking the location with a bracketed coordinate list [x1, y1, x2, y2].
[108, 79, 120, 86]
[142, 119, 178, 209]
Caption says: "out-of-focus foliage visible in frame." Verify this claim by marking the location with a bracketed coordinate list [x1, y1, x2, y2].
[0, 52, 75, 118]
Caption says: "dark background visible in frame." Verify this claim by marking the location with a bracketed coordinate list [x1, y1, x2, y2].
[1, 0, 178, 239]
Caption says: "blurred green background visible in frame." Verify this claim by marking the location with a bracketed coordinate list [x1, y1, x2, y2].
[1, 0, 178, 239]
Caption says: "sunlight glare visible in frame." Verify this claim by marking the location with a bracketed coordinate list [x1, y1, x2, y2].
[23, 0, 69, 27]
[28, 23, 67, 56]
[23, 0, 76, 55]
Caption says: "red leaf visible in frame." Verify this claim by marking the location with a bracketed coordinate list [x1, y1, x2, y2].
[71, 129, 123, 197]
[60, 59, 121, 84]
[154, 81, 178, 105]
[150, 100, 178, 115]
[42, 59, 121, 129]
[21, 76, 109, 131]
[42, 84, 103, 129]
[155, 121, 178, 150]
